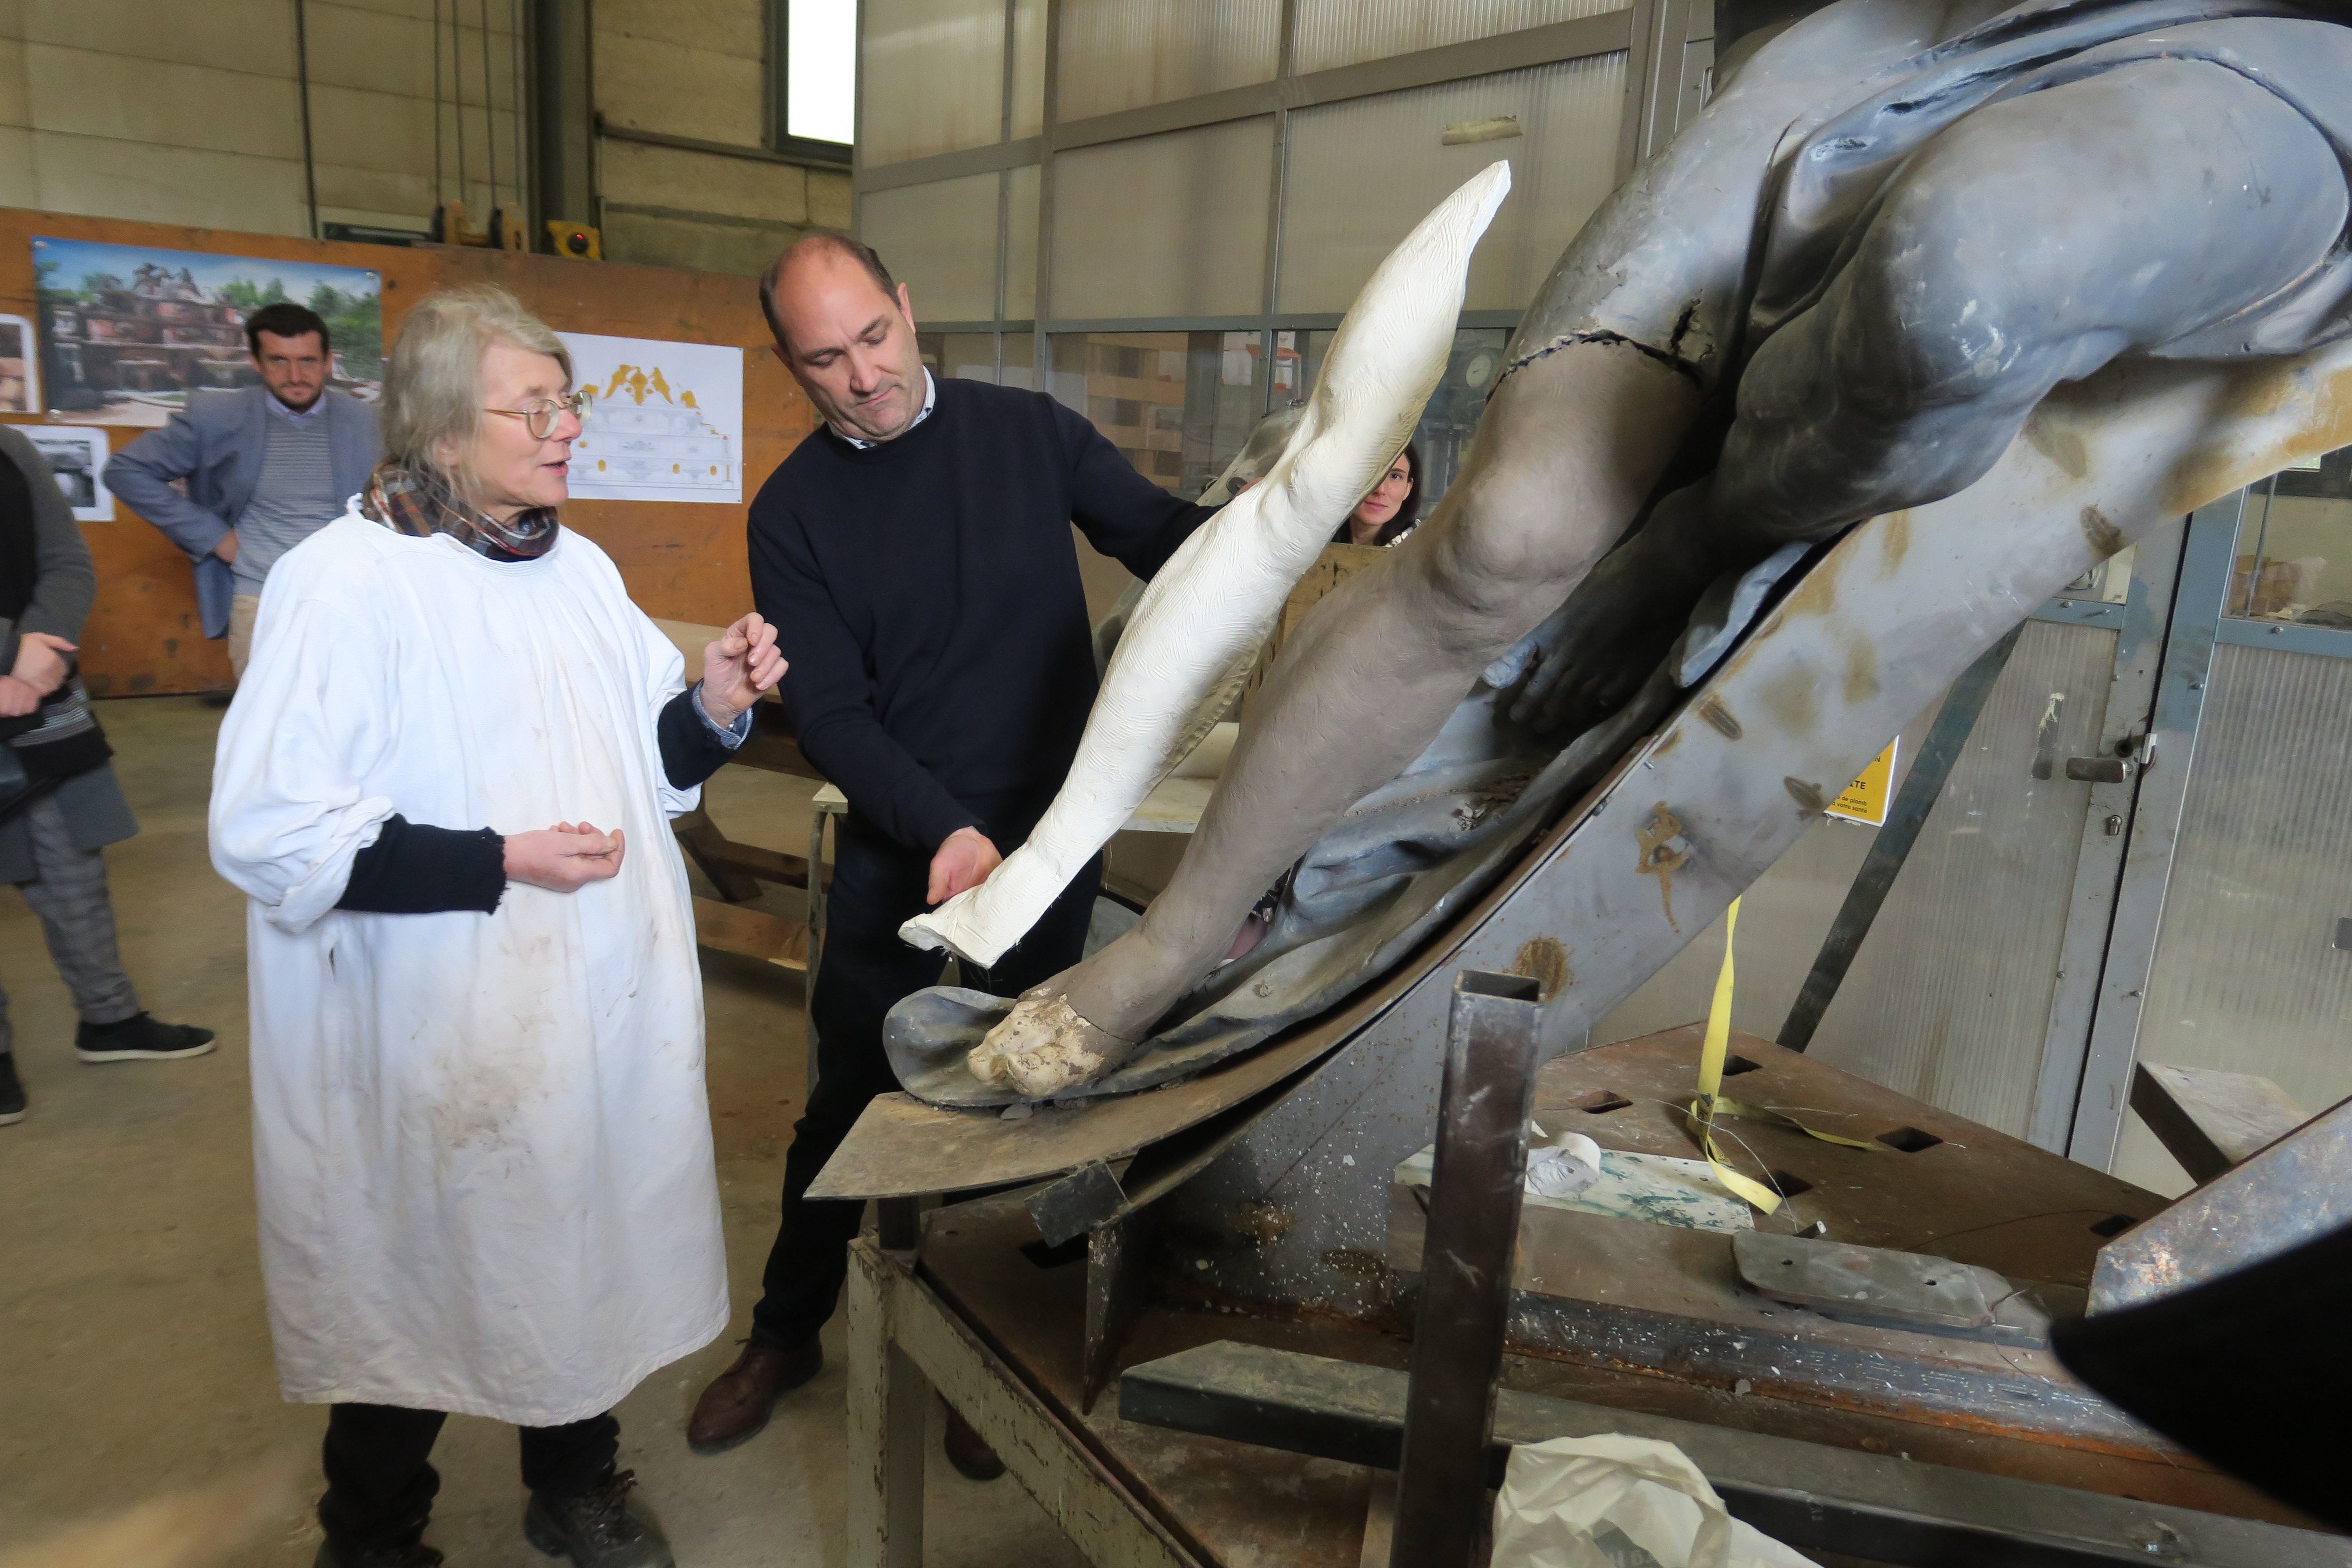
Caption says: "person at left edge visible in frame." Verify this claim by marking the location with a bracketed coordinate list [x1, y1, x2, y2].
[210, 284, 784, 1568]
[108, 301, 381, 680]
[1, 422, 215, 1130]
[687, 233, 1217, 1463]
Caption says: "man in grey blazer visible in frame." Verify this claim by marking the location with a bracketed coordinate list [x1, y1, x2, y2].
[109, 302, 380, 678]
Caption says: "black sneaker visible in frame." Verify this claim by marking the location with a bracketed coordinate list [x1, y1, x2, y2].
[76, 1013, 216, 1063]
[314, 1541, 443, 1567]
[0, 1055, 24, 1125]
[523, 1469, 673, 1568]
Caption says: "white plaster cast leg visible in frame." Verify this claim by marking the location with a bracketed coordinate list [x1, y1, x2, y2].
[901, 161, 1514, 992]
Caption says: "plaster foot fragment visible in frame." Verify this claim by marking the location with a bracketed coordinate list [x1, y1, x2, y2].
[966, 992, 1138, 1100]
[906, 159, 1515, 975]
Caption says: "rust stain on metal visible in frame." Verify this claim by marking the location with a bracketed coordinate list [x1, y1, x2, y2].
[1512, 936, 1573, 999]
[1321, 1248, 1388, 1285]
[1785, 776, 1828, 816]
[1784, 559, 1839, 620]
[2166, 360, 2352, 514]
[1760, 665, 1819, 735]
[1877, 509, 1911, 578]
[1842, 637, 1879, 705]
[1227, 1200, 1296, 1245]
[1636, 803, 1691, 931]
[1696, 696, 1743, 739]
[2079, 504, 2123, 560]
[2024, 406, 2090, 479]
[1652, 729, 1682, 756]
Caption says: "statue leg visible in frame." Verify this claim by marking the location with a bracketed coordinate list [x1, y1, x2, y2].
[1520, 56, 2352, 730]
[1042, 340, 1700, 1052]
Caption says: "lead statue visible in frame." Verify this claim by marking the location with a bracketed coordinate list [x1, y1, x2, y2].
[893, 0, 2352, 1102]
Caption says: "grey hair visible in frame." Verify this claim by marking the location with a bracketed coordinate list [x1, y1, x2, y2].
[380, 283, 572, 497]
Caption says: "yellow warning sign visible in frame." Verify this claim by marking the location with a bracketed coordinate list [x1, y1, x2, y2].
[1828, 738, 1900, 827]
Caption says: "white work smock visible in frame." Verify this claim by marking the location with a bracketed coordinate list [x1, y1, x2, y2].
[209, 508, 728, 1425]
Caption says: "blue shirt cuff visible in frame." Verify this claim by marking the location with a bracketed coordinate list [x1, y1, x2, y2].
[690, 682, 753, 748]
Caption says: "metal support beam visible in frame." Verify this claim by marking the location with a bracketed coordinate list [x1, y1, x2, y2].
[1120, 1340, 2352, 1568]
[1779, 623, 2024, 1051]
[529, 0, 596, 244]
[1390, 970, 1543, 1568]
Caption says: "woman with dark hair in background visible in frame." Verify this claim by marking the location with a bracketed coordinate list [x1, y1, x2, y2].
[1333, 441, 1421, 547]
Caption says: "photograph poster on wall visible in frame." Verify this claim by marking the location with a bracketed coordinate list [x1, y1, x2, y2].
[556, 331, 745, 505]
[0, 314, 40, 413]
[27, 426, 115, 522]
[32, 236, 382, 426]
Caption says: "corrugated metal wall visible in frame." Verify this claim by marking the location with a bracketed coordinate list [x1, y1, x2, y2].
[1049, 117, 1276, 318]
[861, 0, 1010, 167]
[1294, 0, 1627, 73]
[1597, 620, 2123, 1140]
[1277, 54, 1625, 313]
[1054, 0, 1283, 121]
[2115, 642, 2352, 1192]
[859, 169, 1005, 320]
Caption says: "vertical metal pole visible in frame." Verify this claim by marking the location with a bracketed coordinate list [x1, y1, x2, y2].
[1390, 970, 1542, 1568]
[480, 0, 500, 216]
[1778, 622, 2024, 1051]
[1031, 0, 1060, 389]
[806, 808, 827, 1093]
[2064, 496, 2238, 1167]
[294, 0, 320, 238]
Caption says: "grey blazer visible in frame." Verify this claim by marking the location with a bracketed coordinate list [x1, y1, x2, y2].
[107, 385, 381, 639]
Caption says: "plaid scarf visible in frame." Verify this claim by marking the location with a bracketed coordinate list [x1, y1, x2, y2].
[358, 460, 559, 560]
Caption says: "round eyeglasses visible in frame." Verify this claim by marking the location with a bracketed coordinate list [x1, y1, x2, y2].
[484, 390, 591, 439]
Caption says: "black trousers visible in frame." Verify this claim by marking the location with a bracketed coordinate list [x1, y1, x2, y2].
[318, 1402, 618, 1550]
[750, 796, 1100, 1349]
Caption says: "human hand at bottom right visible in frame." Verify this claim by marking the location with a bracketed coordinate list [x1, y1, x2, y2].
[503, 821, 627, 891]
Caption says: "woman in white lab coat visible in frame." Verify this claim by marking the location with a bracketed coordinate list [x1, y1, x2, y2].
[211, 284, 783, 1568]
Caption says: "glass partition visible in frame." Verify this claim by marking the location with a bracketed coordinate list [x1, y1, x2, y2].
[2225, 445, 2352, 624]
[1049, 330, 1272, 495]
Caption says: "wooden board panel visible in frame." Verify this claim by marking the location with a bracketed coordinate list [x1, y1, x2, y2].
[0, 207, 814, 696]
[691, 894, 810, 972]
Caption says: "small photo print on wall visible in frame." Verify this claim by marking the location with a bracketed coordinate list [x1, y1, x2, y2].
[0, 315, 40, 413]
[27, 426, 114, 522]
[32, 236, 382, 426]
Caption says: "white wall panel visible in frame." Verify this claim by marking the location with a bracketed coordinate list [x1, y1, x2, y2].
[1276, 54, 1623, 314]
[860, 0, 1006, 168]
[1005, 161, 1040, 318]
[1295, 0, 1626, 75]
[860, 170, 1002, 322]
[1055, 0, 1280, 122]
[1010, 0, 1047, 139]
[1050, 117, 1271, 319]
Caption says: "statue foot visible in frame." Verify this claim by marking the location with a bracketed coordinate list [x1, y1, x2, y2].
[967, 990, 1140, 1098]
[1508, 491, 1721, 734]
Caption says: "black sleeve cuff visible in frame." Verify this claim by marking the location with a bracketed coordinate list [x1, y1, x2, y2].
[336, 815, 507, 914]
[659, 685, 739, 789]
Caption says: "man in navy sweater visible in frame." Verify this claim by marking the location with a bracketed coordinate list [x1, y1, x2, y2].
[689, 234, 1214, 1459]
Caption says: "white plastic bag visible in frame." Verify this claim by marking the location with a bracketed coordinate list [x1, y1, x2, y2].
[1491, 1434, 1820, 1568]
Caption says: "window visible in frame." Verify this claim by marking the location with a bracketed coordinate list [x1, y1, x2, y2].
[771, 1, 856, 162]
[1050, 332, 1272, 497]
[2225, 446, 2352, 625]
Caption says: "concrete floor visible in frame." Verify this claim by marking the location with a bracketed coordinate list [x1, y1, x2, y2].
[0, 696, 1089, 1568]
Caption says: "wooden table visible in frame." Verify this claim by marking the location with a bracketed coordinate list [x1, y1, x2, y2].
[844, 1028, 2331, 1568]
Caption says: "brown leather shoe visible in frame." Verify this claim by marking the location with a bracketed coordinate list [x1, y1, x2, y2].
[687, 1339, 822, 1453]
[941, 1401, 1006, 1481]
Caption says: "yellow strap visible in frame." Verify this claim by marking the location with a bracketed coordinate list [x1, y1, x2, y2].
[1686, 899, 1880, 1215]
